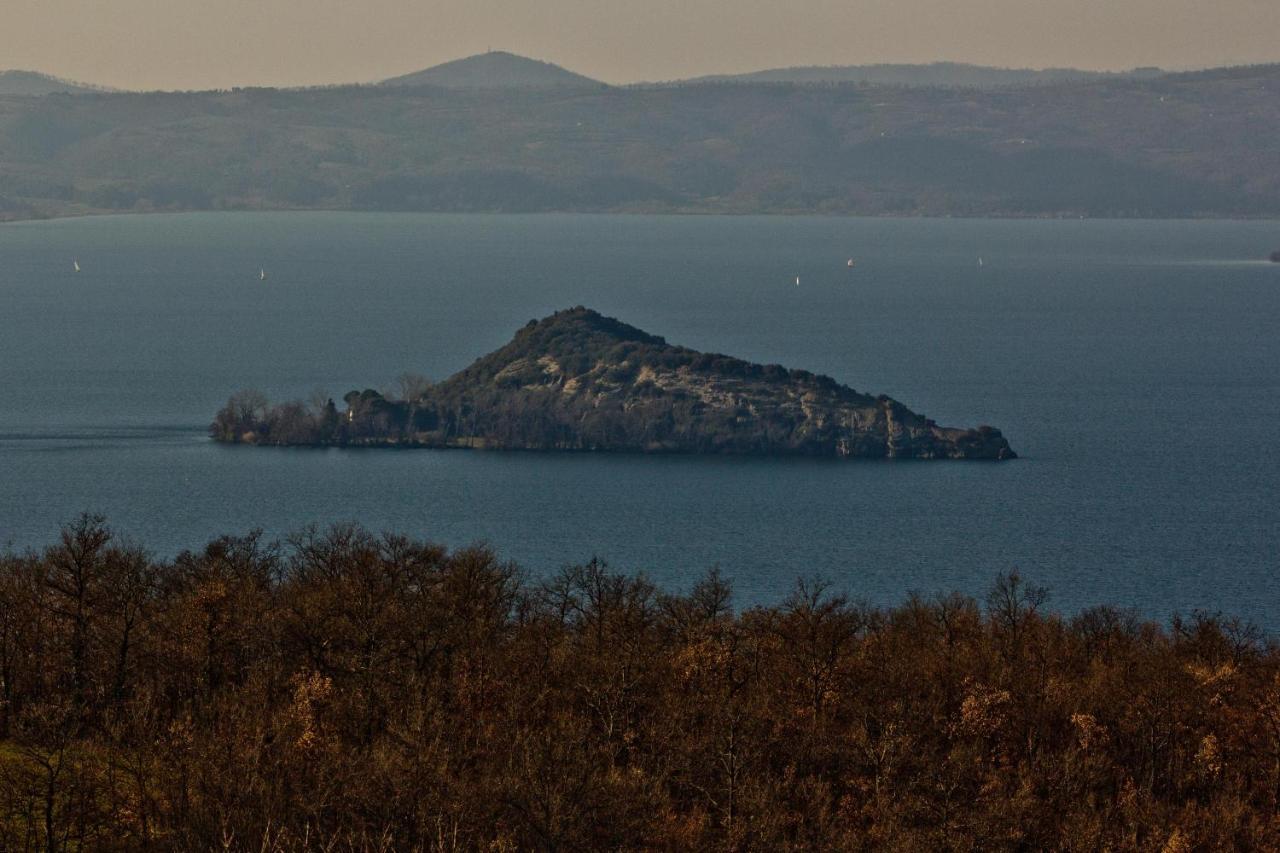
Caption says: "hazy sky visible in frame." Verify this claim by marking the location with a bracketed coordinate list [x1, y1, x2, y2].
[4, 0, 1277, 90]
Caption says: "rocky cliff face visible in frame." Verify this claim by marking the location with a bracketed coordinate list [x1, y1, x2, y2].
[213, 307, 1016, 460]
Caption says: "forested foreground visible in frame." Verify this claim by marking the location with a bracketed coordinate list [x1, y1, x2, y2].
[2, 517, 1279, 850]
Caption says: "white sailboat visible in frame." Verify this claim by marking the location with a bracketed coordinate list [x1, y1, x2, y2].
[977, 257, 984, 268]
[794, 275, 801, 286]
[73, 260, 80, 273]
[259, 268, 267, 281]
[846, 258, 855, 268]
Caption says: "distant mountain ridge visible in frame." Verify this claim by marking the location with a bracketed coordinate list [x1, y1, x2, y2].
[3, 59, 1279, 220]
[674, 62, 1166, 89]
[381, 51, 602, 89]
[0, 70, 109, 96]
[380, 53, 1161, 91]
[0, 56, 1175, 97]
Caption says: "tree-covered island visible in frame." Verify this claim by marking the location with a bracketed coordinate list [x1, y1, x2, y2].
[212, 307, 1015, 460]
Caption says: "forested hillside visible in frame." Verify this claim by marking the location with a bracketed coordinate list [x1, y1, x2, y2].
[1, 64, 1278, 220]
[2, 516, 1279, 849]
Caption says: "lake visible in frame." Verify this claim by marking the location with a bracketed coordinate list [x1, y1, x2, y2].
[1, 212, 1277, 627]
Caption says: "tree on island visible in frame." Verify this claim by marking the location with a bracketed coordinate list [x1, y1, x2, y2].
[210, 308, 1016, 459]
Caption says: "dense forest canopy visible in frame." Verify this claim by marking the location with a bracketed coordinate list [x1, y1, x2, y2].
[1, 515, 1278, 849]
[2, 64, 1278, 221]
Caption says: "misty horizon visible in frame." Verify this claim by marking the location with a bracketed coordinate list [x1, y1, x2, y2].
[0, 50, 1266, 96]
[3, 0, 1278, 91]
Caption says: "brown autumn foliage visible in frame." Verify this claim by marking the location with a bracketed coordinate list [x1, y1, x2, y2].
[1, 514, 1279, 851]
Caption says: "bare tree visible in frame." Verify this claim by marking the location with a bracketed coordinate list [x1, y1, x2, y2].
[395, 372, 434, 403]
[231, 389, 269, 422]
[308, 388, 331, 414]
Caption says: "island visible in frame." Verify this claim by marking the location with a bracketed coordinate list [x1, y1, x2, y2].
[211, 307, 1016, 460]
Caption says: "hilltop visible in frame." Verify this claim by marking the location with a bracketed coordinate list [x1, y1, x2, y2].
[0, 69, 107, 96]
[380, 50, 602, 89]
[212, 307, 1015, 459]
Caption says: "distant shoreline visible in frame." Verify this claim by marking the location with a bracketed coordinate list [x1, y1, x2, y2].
[6, 65, 1278, 222]
[6, 206, 1280, 227]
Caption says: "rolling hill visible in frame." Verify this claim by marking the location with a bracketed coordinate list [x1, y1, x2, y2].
[0, 70, 107, 96]
[381, 51, 602, 89]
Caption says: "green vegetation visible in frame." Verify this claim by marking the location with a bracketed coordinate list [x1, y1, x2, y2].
[2, 515, 1279, 849]
[1, 64, 1278, 220]
[212, 307, 1015, 459]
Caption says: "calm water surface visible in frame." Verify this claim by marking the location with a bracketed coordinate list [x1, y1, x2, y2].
[1, 213, 1277, 626]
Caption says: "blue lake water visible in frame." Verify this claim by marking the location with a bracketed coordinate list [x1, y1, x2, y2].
[1, 212, 1277, 626]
